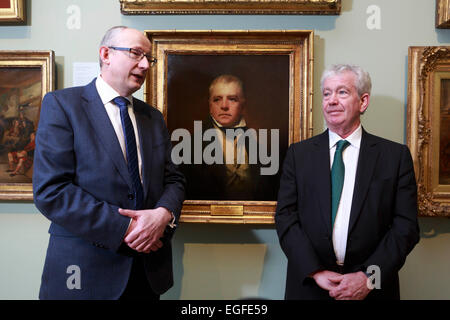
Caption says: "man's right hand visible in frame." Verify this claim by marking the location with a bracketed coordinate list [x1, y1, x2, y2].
[311, 270, 343, 292]
[124, 216, 163, 253]
[120, 207, 171, 253]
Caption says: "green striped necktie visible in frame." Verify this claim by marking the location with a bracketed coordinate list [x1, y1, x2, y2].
[331, 139, 350, 227]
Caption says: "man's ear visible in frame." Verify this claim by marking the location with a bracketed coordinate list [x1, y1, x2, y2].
[359, 93, 370, 113]
[99, 46, 110, 66]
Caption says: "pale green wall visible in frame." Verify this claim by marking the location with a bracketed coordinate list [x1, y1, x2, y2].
[0, 0, 449, 300]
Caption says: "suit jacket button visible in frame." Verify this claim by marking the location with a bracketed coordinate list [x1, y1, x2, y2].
[128, 193, 134, 200]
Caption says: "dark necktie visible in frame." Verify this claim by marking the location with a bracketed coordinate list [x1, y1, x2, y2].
[113, 96, 144, 210]
[331, 139, 350, 227]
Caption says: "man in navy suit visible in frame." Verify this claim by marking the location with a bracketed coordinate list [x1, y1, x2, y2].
[275, 64, 420, 300]
[33, 26, 186, 299]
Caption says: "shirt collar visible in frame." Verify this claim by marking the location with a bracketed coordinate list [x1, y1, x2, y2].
[329, 124, 362, 150]
[95, 75, 133, 106]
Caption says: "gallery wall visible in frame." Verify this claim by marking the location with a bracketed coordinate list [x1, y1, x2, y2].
[0, 0, 449, 299]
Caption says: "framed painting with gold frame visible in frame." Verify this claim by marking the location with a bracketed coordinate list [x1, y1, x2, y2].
[0, 0, 25, 24]
[0, 50, 55, 200]
[144, 30, 313, 224]
[121, 0, 341, 15]
[407, 46, 450, 217]
[436, 0, 450, 28]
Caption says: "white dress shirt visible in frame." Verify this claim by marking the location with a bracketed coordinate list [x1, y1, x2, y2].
[210, 116, 249, 165]
[95, 75, 143, 182]
[329, 124, 362, 265]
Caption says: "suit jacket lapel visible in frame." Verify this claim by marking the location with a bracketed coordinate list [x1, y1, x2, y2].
[81, 79, 133, 189]
[313, 130, 333, 235]
[133, 98, 153, 200]
[348, 129, 380, 234]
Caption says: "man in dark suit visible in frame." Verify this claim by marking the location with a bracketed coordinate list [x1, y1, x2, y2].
[183, 74, 273, 201]
[275, 64, 420, 300]
[33, 26, 185, 299]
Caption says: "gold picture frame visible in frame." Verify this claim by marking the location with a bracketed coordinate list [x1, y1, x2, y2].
[0, 0, 25, 24]
[407, 46, 450, 217]
[436, 0, 450, 28]
[144, 30, 313, 224]
[121, 0, 341, 15]
[0, 50, 55, 200]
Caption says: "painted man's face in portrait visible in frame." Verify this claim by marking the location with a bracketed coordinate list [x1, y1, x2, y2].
[209, 81, 245, 128]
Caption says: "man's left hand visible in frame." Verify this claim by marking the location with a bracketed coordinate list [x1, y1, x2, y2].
[119, 207, 172, 253]
[328, 271, 372, 300]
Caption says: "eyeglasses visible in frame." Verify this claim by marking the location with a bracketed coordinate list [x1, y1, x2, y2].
[108, 46, 157, 67]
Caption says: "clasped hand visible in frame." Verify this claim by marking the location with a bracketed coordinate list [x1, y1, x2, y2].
[119, 207, 172, 254]
[312, 270, 372, 300]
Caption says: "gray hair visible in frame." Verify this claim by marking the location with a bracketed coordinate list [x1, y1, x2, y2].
[209, 74, 245, 100]
[320, 64, 372, 97]
[99, 26, 128, 67]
